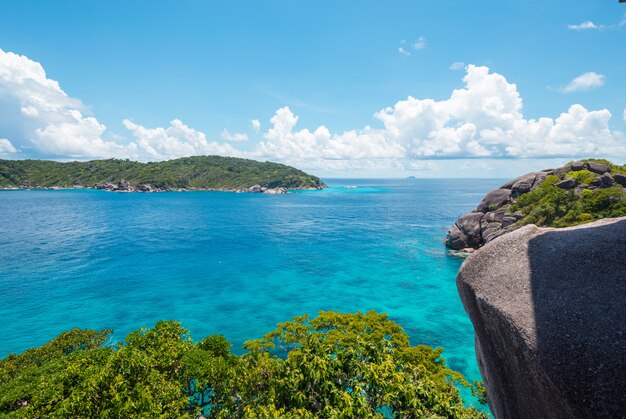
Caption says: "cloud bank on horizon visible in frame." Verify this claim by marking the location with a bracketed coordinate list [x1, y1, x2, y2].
[0, 48, 625, 174]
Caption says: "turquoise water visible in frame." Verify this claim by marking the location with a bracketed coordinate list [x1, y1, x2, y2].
[0, 179, 501, 388]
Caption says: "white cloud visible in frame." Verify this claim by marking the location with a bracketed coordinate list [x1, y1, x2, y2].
[123, 119, 240, 161]
[1, 48, 624, 176]
[450, 62, 465, 71]
[0, 138, 17, 153]
[221, 129, 248, 142]
[0, 48, 131, 159]
[568, 21, 602, 30]
[20, 106, 39, 117]
[623, 108, 626, 123]
[398, 47, 411, 57]
[413, 37, 427, 50]
[562, 72, 605, 93]
[247, 65, 626, 170]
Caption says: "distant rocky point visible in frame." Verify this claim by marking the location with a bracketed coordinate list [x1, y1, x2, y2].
[0, 156, 325, 193]
[445, 159, 626, 252]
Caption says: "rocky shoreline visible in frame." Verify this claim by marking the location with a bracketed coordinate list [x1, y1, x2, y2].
[0, 181, 324, 194]
[445, 160, 626, 254]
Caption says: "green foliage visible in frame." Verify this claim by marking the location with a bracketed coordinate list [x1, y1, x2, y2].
[565, 170, 596, 185]
[0, 156, 324, 189]
[511, 175, 626, 228]
[566, 159, 626, 176]
[0, 313, 487, 418]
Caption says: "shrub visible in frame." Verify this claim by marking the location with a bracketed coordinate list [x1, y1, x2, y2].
[565, 170, 596, 186]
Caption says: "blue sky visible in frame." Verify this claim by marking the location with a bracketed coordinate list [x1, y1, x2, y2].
[0, 0, 624, 177]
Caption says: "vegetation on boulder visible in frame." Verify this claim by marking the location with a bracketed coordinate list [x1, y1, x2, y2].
[0, 311, 486, 418]
[446, 159, 626, 251]
[511, 175, 626, 228]
[0, 156, 324, 190]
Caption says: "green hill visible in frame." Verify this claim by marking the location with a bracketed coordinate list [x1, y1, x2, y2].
[0, 156, 325, 191]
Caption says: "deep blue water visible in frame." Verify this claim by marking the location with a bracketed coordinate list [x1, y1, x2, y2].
[0, 179, 501, 389]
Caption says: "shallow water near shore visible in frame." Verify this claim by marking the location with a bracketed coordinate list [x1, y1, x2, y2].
[0, 178, 501, 396]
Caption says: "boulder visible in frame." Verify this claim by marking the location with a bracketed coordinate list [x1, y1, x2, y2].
[445, 224, 468, 250]
[115, 181, 131, 191]
[511, 182, 532, 197]
[500, 215, 517, 228]
[248, 184, 262, 193]
[570, 161, 585, 171]
[476, 189, 512, 213]
[586, 162, 611, 174]
[482, 226, 510, 244]
[445, 212, 484, 250]
[590, 177, 603, 188]
[264, 187, 287, 194]
[135, 184, 153, 192]
[500, 172, 543, 190]
[600, 172, 614, 188]
[613, 173, 626, 187]
[554, 178, 576, 190]
[457, 218, 626, 419]
[483, 209, 505, 223]
[553, 165, 572, 176]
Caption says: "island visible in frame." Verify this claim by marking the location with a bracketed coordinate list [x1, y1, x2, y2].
[0, 156, 325, 193]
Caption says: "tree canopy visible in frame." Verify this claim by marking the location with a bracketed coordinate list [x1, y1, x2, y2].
[0, 311, 486, 418]
[0, 156, 324, 190]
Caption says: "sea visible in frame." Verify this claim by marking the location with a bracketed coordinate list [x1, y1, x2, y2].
[0, 178, 502, 393]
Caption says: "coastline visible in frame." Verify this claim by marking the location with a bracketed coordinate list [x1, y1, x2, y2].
[0, 184, 325, 194]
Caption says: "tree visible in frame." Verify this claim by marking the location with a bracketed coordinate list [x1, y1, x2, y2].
[0, 313, 486, 418]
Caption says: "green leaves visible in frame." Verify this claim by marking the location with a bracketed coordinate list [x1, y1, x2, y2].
[0, 156, 325, 190]
[0, 313, 487, 418]
[511, 174, 626, 228]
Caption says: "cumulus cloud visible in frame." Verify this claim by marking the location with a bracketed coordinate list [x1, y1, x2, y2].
[221, 129, 248, 142]
[0, 138, 17, 153]
[568, 21, 602, 30]
[562, 72, 605, 93]
[1, 48, 624, 174]
[247, 65, 625, 169]
[450, 62, 465, 71]
[623, 108, 626, 123]
[123, 119, 240, 161]
[0, 48, 130, 159]
[413, 37, 427, 50]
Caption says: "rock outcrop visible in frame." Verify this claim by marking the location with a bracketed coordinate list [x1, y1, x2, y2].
[445, 161, 625, 250]
[457, 217, 626, 418]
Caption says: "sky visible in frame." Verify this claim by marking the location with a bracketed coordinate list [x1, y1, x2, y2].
[0, 0, 625, 178]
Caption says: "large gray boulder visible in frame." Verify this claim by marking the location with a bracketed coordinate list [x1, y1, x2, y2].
[614, 173, 626, 187]
[476, 189, 512, 213]
[554, 178, 576, 190]
[457, 217, 626, 419]
[445, 212, 485, 250]
[586, 162, 611, 175]
[500, 172, 547, 194]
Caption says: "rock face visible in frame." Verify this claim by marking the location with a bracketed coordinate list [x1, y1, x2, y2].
[445, 162, 624, 250]
[457, 217, 626, 419]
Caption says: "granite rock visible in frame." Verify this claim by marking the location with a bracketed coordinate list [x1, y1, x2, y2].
[457, 217, 626, 419]
[476, 189, 512, 213]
